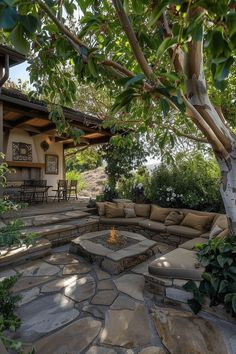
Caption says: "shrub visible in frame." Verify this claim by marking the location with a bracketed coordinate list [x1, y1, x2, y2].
[117, 167, 150, 201]
[65, 170, 86, 191]
[0, 275, 22, 351]
[183, 236, 236, 317]
[148, 152, 223, 212]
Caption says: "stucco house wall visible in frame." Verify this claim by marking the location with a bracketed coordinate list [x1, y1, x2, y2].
[5, 128, 64, 190]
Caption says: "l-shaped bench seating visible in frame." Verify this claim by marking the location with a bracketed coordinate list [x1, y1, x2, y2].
[97, 201, 232, 321]
[97, 201, 228, 283]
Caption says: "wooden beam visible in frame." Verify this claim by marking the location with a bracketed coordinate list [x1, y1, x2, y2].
[4, 105, 49, 119]
[6, 161, 45, 168]
[7, 115, 35, 128]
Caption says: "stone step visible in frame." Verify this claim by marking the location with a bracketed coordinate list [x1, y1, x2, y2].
[9, 210, 92, 228]
[2, 204, 97, 221]
[25, 217, 100, 247]
[0, 238, 52, 269]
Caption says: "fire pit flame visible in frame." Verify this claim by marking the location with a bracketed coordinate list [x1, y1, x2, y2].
[107, 227, 119, 245]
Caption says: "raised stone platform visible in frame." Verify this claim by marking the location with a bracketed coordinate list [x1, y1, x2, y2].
[70, 230, 157, 274]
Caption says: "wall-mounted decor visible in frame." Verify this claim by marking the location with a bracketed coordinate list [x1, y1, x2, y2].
[45, 154, 58, 175]
[40, 140, 49, 151]
[12, 142, 32, 161]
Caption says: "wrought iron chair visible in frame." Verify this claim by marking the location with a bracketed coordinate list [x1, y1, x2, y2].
[53, 180, 68, 202]
[67, 180, 78, 200]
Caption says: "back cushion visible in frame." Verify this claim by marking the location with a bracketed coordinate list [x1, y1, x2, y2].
[150, 205, 171, 223]
[134, 204, 151, 217]
[212, 214, 228, 230]
[117, 202, 135, 209]
[124, 208, 136, 218]
[165, 211, 184, 226]
[181, 213, 214, 232]
[105, 204, 124, 218]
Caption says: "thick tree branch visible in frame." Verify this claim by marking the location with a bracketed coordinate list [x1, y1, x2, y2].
[182, 96, 228, 157]
[112, 0, 154, 80]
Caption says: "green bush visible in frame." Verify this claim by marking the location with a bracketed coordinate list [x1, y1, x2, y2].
[183, 236, 236, 317]
[65, 170, 86, 191]
[148, 152, 223, 212]
[117, 167, 150, 201]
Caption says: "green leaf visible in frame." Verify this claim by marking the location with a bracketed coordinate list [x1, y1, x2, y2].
[10, 24, 30, 54]
[132, 0, 144, 15]
[88, 57, 98, 77]
[19, 15, 39, 34]
[226, 12, 236, 37]
[232, 294, 236, 314]
[187, 298, 202, 314]
[155, 37, 177, 60]
[124, 74, 145, 88]
[183, 280, 198, 292]
[148, 0, 168, 27]
[123, 0, 130, 14]
[0, 6, 17, 30]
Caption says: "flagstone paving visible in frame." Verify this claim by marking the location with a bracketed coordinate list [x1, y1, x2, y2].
[2, 246, 235, 354]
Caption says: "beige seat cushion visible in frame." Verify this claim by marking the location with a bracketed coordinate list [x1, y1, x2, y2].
[181, 213, 214, 232]
[150, 205, 172, 222]
[167, 225, 202, 238]
[134, 204, 151, 217]
[165, 210, 184, 226]
[139, 219, 167, 232]
[124, 208, 136, 218]
[99, 217, 145, 226]
[179, 237, 208, 250]
[200, 232, 210, 239]
[105, 204, 124, 218]
[148, 248, 204, 280]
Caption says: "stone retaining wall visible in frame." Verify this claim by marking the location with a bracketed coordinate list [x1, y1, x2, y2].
[144, 272, 236, 326]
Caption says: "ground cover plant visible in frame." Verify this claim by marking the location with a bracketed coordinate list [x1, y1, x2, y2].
[184, 236, 236, 317]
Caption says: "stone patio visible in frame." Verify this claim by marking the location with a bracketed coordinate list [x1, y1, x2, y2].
[1, 244, 235, 354]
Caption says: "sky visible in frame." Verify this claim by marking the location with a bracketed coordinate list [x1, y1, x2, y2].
[9, 62, 30, 83]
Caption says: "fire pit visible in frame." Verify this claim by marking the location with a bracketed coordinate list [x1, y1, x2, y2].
[70, 229, 157, 274]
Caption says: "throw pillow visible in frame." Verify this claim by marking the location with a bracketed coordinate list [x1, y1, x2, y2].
[134, 204, 151, 217]
[209, 225, 223, 240]
[96, 202, 114, 216]
[150, 205, 171, 222]
[105, 204, 124, 218]
[165, 211, 184, 226]
[117, 202, 135, 209]
[181, 213, 214, 232]
[124, 208, 136, 218]
[217, 228, 229, 239]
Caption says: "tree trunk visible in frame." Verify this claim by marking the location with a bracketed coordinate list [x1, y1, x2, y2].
[217, 153, 236, 235]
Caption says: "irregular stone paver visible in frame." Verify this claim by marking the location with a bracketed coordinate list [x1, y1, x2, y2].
[91, 290, 118, 306]
[86, 346, 117, 354]
[131, 257, 155, 275]
[110, 295, 136, 311]
[63, 262, 91, 275]
[16, 294, 79, 341]
[41, 275, 78, 293]
[100, 304, 152, 348]
[64, 275, 96, 302]
[114, 274, 145, 301]
[45, 253, 79, 265]
[0, 269, 17, 281]
[97, 279, 116, 290]
[13, 276, 56, 292]
[18, 287, 40, 306]
[138, 347, 166, 354]
[83, 304, 107, 320]
[16, 261, 60, 276]
[153, 307, 228, 354]
[31, 317, 101, 354]
[96, 268, 111, 280]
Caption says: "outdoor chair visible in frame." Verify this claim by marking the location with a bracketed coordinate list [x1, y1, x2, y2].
[67, 180, 78, 200]
[53, 180, 68, 202]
